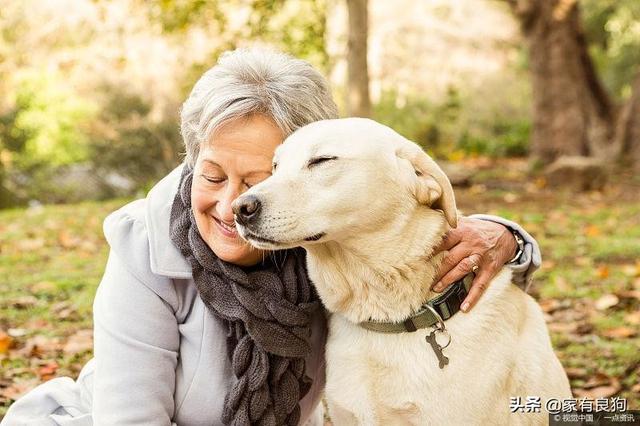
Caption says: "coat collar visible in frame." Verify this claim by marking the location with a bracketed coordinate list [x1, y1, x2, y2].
[145, 163, 193, 279]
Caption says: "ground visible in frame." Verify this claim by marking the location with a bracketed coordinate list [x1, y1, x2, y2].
[0, 158, 639, 419]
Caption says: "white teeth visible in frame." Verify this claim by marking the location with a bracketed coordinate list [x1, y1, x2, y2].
[218, 220, 236, 233]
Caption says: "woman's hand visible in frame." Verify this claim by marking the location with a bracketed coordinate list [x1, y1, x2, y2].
[431, 216, 517, 312]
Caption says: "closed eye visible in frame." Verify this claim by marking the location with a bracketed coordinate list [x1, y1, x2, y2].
[308, 156, 338, 168]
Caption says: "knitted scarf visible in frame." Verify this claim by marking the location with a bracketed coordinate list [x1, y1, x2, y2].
[169, 166, 320, 426]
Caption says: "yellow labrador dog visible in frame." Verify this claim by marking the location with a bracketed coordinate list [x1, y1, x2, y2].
[233, 118, 570, 425]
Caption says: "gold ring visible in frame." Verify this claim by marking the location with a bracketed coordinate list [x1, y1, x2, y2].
[472, 264, 479, 273]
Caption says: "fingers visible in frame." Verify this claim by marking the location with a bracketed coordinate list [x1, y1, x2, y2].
[460, 268, 493, 312]
[432, 252, 481, 292]
[434, 228, 463, 253]
[432, 243, 469, 284]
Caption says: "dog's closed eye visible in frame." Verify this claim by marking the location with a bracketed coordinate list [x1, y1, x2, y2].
[308, 156, 338, 168]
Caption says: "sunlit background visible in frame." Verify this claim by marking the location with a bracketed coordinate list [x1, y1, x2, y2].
[1, 0, 639, 417]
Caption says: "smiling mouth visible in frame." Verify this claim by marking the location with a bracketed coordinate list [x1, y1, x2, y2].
[214, 216, 236, 230]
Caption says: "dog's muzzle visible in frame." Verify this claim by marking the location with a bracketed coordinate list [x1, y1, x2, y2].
[232, 194, 261, 226]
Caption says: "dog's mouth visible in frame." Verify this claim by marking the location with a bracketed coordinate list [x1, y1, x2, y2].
[243, 229, 281, 245]
[237, 224, 326, 249]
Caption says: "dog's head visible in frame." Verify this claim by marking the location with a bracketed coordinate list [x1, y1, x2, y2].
[232, 118, 457, 250]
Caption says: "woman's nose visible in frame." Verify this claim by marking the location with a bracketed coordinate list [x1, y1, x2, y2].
[216, 185, 242, 222]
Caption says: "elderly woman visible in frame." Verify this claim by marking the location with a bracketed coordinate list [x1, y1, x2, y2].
[2, 48, 540, 425]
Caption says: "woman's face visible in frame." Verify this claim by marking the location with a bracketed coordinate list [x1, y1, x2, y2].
[191, 114, 284, 266]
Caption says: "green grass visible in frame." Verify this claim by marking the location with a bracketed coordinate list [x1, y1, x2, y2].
[0, 199, 130, 416]
[456, 176, 640, 408]
[1, 170, 639, 417]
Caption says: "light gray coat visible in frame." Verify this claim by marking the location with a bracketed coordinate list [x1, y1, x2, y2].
[1, 165, 540, 425]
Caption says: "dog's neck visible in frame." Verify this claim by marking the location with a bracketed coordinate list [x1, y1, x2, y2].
[304, 209, 451, 323]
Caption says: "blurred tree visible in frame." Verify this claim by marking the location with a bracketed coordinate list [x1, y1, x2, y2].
[616, 73, 640, 168]
[0, 71, 97, 204]
[8, 72, 96, 168]
[145, 0, 330, 75]
[346, 0, 371, 117]
[582, 0, 640, 100]
[87, 86, 182, 191]
[507, 0, 640, 169]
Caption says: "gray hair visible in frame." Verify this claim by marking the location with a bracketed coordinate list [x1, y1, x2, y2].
[180, 48, 339, 166]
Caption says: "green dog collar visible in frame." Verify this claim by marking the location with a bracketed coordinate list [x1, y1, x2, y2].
[358, 273, 474, 334]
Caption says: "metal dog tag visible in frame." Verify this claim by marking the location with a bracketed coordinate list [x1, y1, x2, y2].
[425, 330, 449, 369]
[423, 304, 452, 369]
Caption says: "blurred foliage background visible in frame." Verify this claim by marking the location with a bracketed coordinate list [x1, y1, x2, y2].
[1, 0, 637, 208]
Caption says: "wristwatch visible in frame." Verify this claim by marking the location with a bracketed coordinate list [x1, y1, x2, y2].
[508, 229, 525, 264]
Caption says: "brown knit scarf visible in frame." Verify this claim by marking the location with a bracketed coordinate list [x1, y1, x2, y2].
[169, 166, 320, 426]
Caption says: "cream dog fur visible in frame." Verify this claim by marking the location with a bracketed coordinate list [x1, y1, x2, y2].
[233, 118, 571, 425]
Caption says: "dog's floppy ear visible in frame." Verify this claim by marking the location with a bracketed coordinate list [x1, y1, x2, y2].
[395, 140, 458, 228]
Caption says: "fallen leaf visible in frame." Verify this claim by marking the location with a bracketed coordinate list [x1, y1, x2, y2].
[575, 322, 594, 335]
[38, 360, 59, 380]
[58, 308, 78, 320]
[616, 290, 640, 301]
[574, 374, 621, 399]
[601, 326, 637, 339]
[583, 372, 618, 389]
[11, 295, 39, 309]
[585, 225, 601, 237]
[548, 321, 592, 335]
[16, 335, 62, 357]
[7, 328, 27, 337]
[51, 301, 78, 320]
[24, 318, 51, 330]
[63, 329, 93, 355]
[539, 299, 561, 313]
[0, 329, 11, 354]
[548, 322, 577, 333]
[595, 265, 610, 279]
[565, 367, 588, 379]
[58, 230, 81, 249]
[594, 294, 619, 310]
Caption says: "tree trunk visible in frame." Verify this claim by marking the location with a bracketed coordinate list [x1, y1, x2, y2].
[615, 72, 640, 170]
[346, 0, 371, 117]
[508, 0, 616, 163]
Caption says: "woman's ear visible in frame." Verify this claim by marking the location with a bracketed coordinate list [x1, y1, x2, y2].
[395, 140, 458, 228]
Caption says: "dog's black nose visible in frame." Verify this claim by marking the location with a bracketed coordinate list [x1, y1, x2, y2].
[232, 195, 261, 223]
